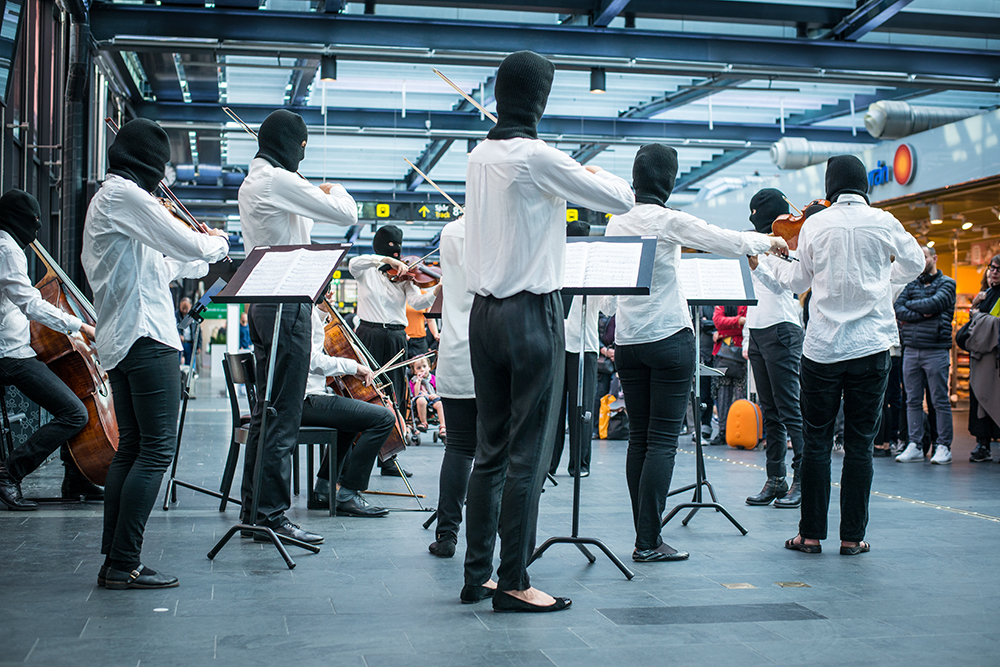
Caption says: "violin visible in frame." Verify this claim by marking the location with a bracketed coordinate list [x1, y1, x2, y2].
[771, 199, 831, 251]
[386, 256, 441, 288]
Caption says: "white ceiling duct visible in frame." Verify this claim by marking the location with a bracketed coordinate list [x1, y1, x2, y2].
[865, 100, 983, 140]
[770, 136, 875, 170]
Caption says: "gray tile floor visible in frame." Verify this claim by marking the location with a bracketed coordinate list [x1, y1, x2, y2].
[3, 375, 999, 666]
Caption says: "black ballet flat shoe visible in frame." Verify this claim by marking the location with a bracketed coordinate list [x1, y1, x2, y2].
[784, 535, 821, 554]
[492, 590, 571, 613]
[840, 541, 870, 556]
[632, 543, 690, 562]
[104, 565, 179, 590]
[460, 584, 496, 604]
[429, 539, 456, 558]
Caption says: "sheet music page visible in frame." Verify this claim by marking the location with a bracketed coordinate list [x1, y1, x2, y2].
[697, 259, 747, 300]
[236, 252, 298, 297]
[583, 242, 643, 288]
[563, 243, 588, 289]
[676, 258, 702, 300]
[236, 248, 344, 298]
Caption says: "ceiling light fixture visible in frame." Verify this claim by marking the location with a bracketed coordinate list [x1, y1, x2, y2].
[929, 202, 943, 225]
[962, 221, 974, 230]
[590, 67, 606, 94]
[320, 54, 337, 82]
[926, 240, 935, 247]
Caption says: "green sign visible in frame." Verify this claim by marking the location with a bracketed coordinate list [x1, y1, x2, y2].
[201, 302, 229, 319]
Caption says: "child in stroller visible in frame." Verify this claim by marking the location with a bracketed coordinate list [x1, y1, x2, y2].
[409, 357, 446, 440]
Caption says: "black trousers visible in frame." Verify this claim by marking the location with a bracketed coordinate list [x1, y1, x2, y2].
[882, 355, 903, 444]
[356, 322, 408, 416]
[616, 329, 695, 551]
[407, 334, 429, 361]
[0, 357, 87, 481]
[549, 351, 597, 475]
[799, 351, 890, 542]
[435, 397, 477, 543]
[241, 303, 311, 527]
[102, 338, 180, 567]
[303, 392, 395, 492]
[464, 291, 564, 591]
[747, 322, 804, 479]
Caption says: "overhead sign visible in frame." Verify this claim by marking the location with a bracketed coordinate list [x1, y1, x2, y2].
[357, 202, 463, 222]
[868, 144, 916, 189]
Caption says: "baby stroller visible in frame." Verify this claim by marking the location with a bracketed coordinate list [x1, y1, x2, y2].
[404, 363, 443, 445]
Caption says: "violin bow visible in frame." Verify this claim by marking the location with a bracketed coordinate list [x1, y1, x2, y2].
[222, 106, 309, 181]
[403, 157, 464, 214]
[379, 350, 436, 377]
[781, 196, 803, 217]
[432, 69, 498, 123]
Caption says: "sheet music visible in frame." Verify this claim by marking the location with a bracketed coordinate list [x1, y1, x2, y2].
[236, 248, 344, 298]
[564, 241, 643, 290]
[678, 258, 750, 301]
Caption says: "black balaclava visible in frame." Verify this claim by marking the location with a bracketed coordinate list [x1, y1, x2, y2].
[632, 144, 678, 207]
[487, 51, 555, 141]
[825, 155, 870, 204]
[0, 189, 41, 248]
[748, 188, 789, 234]
[373, 225, 403, 259]
[256, 109, 309, 172]
[107, 118, 171, 193]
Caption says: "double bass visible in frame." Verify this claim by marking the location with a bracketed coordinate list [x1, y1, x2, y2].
[320, 301, 407, 462]
[28, 242, 118, 485]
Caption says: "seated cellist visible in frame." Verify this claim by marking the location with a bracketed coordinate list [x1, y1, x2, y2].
[304, 301, 395, 517]
[0, 189, 97, 511]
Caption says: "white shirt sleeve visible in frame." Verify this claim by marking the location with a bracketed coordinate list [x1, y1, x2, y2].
[661, 210, 774, 258]
[767, 224, 814, 294]
[115, 187, 230, 264]
[0, 247, 83, 334]
[348, 254, 382, 275]
[890, 221, 925, 285]
[404, 283, 438, 310]
[309, 310, 359, 378]
[163, 258, 211, 282]
[751, 255, 786, 294]
[270, 171, 359, 226]
[529, 147, 635, 215]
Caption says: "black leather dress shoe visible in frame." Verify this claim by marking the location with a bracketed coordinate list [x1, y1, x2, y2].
[0, 465, 37, 511]
[632, 543, 690, 562]
[429, 539, 456, 558]
[105, 565, 179, 590]
[336, 492, 389, 517]
[773, 479, 801, 508]
[492, 590, 572, 613]
[62, 469, 104, 500]
[253, 520, 324, 544]
[746, 477, 788, 506]
[460, 584, 495, 604]
[380, 461, 412, 477]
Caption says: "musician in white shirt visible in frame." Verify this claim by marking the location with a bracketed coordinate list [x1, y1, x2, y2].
[763, 155, 924, 557]
[462, 51, 634, 613]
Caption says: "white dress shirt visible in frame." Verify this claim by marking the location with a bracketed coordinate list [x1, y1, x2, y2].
[746, 254, 803, 331]
[0, 231, 83, 359]
[464, 138, 634, 298]
[435, 218, 475, 399]
[239, 157, 358, 251]
[564, 294, 600, 354]
[348, 255, 438, 326]
[604, 204, 773, 347]
[305, 306, 358, 397]
[763, 194, 924, 364]
[82, 175, 230, 370]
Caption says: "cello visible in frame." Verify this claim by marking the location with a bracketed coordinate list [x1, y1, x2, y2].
[320, 301, 408, 461]
[28, 242, 118, 485]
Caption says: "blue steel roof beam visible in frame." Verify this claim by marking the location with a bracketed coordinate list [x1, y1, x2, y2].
[287, 58, 321, 107]
[784, 87, 932, 127]
[137, 102, 873, 145]
[88, 7, 1000, 91]
[404, 76, 495, 191]
[672, 149, 755, 193]
[592, 0, 631, 28]
[825, 0, 917, 42]
[572, 77, 746, 164]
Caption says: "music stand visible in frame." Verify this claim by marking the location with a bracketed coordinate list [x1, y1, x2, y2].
[662, 254, 756, 534]
[529, 236, 656, 581]
[163, 279, 239, 510]
[207, 243, 350, 569]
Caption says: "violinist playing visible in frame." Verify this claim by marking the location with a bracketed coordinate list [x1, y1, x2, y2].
[348, 224, 441, 477]
[82, 118, 230, 589]
[302, 302, 394, 518]
[0, 189, 97, 511]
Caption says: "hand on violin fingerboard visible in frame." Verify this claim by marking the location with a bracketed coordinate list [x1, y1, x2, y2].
[318, 182, 339, 194]
[747, 255, 759, 270]
[381, 256, 409, 273]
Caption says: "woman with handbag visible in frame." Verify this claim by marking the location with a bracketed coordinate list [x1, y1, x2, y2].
[710, 306, 748, 446]
[966, 254, 1000, 463]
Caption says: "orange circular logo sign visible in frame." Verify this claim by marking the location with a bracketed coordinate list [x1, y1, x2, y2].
[893, 144, 915, 185]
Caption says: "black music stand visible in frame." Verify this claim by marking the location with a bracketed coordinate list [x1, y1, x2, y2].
[207, 243, 350, 569]
[662, 254, 755, 534]
[163, 279, 239, 510]
[529, 236, 656, 581]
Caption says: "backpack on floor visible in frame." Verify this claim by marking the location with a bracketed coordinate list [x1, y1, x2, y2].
[726, 399, 763, 450]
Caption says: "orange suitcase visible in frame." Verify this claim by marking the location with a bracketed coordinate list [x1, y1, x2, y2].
[726, 399, 763, 450]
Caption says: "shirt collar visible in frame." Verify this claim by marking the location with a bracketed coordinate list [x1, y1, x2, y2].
[833, 193, 868, 205]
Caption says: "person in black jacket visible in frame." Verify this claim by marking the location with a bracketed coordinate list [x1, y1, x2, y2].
[893, 245, 956, 465]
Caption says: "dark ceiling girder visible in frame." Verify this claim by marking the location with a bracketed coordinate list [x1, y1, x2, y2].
[288, 57, 321, 106]
[89, 6, 1000, 88]
[138, 102, 873, 145]
[592, 0, 631, 28]
[881, 10, 1000, 39]
[827, 0, 916, 42]
[673, 149, 756, 192]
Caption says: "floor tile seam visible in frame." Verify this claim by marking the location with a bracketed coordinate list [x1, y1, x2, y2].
[678, 448, 1000, 523]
